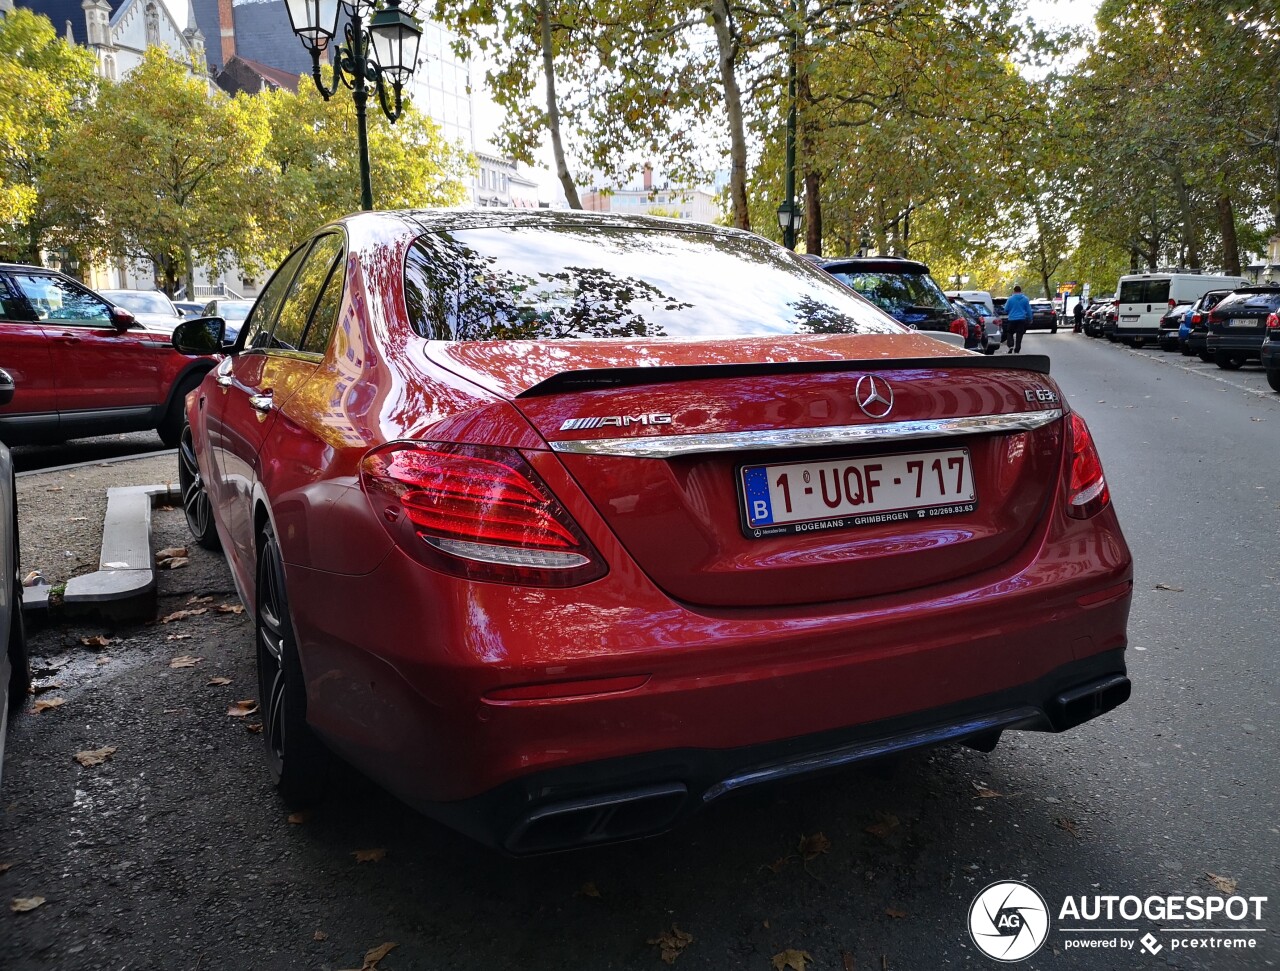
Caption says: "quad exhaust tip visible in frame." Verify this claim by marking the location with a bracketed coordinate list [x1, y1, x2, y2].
[505, 783, 688, 854]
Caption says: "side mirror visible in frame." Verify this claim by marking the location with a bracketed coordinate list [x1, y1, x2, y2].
[172, 316, 228, 355]
[110, 306, 136, 330]
[0, 368, 14, 407]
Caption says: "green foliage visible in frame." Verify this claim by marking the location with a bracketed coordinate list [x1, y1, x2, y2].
[243, 75, 474, 267]
[47, 49, 268, 294]
[0, 10, 97, 263]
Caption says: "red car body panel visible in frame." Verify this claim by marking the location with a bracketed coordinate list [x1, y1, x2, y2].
[183, 211, 1133, 851]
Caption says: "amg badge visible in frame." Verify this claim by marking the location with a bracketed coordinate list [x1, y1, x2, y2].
[560, 413, 673, 431]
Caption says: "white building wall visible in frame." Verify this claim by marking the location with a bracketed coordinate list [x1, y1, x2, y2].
[406, 20, 473, 151]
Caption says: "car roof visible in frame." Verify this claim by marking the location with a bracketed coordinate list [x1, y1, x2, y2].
[818, 256, 933, 274]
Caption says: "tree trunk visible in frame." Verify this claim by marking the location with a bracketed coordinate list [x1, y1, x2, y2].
[708, 0, 750, 230]
[23, 220, 41, 266]
[1217, 194, 1241, 274]
[1173, 168, 1199, 269]
[803, 170, 822, 255]
[540, 0, 581, 210]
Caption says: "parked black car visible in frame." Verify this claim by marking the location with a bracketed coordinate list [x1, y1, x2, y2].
[1083, 302, 1108, 338]
[1205, 285, 1280, 369]
[1183, 289, 1232, 361]
[818, 257, 956, 333]
[1029, 299, 1057, 333]
[1158, 303, 1193, 351]
[1261, 310, 1280, 393]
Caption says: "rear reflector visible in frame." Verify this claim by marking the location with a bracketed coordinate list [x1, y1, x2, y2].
[484, 674, 650, 703]
[1066, 413, 1110, 519]
[361, 441, 606, 586]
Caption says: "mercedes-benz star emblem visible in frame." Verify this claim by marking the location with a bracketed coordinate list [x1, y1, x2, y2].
[855, 374, 894, 419]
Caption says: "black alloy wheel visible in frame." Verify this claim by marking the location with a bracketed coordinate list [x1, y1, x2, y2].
[158, 373, 204, 448]
[1214, 350, 1244, 370]
[1267, 368, 1280, 394]
[256, 521, 330, 807]
[178, 423, 220, 551]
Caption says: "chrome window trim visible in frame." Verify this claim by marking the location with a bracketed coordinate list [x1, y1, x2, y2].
[549, 409, 1063, 459]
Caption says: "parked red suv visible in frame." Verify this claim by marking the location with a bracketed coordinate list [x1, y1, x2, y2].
[0, 263, 217, 446]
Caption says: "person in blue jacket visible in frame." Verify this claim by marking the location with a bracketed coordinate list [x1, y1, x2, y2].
[1004, 285, 1032, 353]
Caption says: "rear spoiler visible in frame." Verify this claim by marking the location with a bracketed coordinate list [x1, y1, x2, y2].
[516, 354, 1051, 398]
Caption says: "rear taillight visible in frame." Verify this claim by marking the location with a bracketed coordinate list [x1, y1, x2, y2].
[949, 317, 968, 337]
[1191, 312, 1202, 325]
[1168, 299, 1176, 309]
[1267, 312, 1279, 334]
[1066, 413, 1110, 519]
[361, 441, 607, 587]
[1209, 311, 1223, 325]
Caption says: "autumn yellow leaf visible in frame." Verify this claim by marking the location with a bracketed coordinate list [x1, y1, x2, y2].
[187, 595, 214, 605]
[216, 603, 245, 614]
[160, 608, 208, 624]
[648, 925, 693, 964]
[156, 547, 189, 561]
[227, 700, 258, 717]
[245, 722, 263, 734]
[864, 813, 899, 840]
[158, 557, 190, 570]
[169, 656, 202, 668]
[74, 746, 117, 767]
[10, 896, 46, 913]
[32, 697, 66, 714]
[798, 832, 831, 861]
[885, 907, 908, 919]
[339, 941, 398, 971]
[207, 676, 232, 686]
[80, 635, 114, 647]
[1206, 872, 1238, 894]
[773, 949, 813, 971]
[314, 929, 328, 941]
[351, 848, 386, 863]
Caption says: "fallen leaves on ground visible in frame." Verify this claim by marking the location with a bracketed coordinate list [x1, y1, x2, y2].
[94, 657, 111, 666]
[0, 863, 12, 874]
[339, 942, 398, 971]
[973, 784, 1004, 799]
[207, 676, 232, 686]
[578, 882, 601, 898]
[1154, 583, 1184, 592]
[864, 813, 900, 840]
[166, 634, 192, 641]
[10, 897, 45, 913]
[765, 856, 794, 874]
[287, 811, 312, 825]
[798, 832, 831, 861]
[169, 656, 202, 669]
[216, 603, 245, 615]
[80, 635, 114, 648]
[160, 608, 207, 624]
[156, 547, 188, 561]
[158, 557, 189, 570]
[1054, 817, 1079, 838]
[314, 930, 328, 941]
[1206, 872, 1238, 894]
[842, 951, 856, 970]
[245, 723, 263, 734]
[187, 595, 214, 605]
[74, 746, 116, 767]
[32, 697, 65, 714]
[773, 949, 813, 971]
[227, 700, 258, 717]
[351, 848, 386, 864]
[649, 925, 693, 964]
[884, 907, 908, 919]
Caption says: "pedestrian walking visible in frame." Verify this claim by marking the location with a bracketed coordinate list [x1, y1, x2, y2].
[1004, 285, 1032, 353]
[1073, 299, 1084, 331]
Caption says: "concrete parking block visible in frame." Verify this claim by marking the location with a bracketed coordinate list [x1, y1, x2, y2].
[62, 483, 180, 620]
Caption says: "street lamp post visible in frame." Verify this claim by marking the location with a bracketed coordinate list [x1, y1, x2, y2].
[781, 6, 799, 250]
[284, 0, 422, 211]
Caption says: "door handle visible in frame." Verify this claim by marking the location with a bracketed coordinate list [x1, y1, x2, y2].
[249, 391, 274, 414]
[55, 333, 81, 344]
[215, 372, 232, 387]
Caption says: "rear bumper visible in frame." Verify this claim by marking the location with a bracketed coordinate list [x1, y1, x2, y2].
[433, 651, 1130, 853]
[1112, 325, 1159, 339]
[1206, 333, 1264, 355]
[1261, 341, 1280, 370]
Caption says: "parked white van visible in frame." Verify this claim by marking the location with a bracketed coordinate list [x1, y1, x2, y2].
[1115, 273, 1250, 345]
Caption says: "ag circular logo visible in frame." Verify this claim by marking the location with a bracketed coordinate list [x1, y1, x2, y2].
[968, 880, 1050, 962]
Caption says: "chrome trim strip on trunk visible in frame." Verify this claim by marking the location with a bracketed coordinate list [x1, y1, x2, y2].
[549, 409, 1063, 459]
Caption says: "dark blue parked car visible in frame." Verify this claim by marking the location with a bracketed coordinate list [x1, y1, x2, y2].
[818, 257, 956, 333]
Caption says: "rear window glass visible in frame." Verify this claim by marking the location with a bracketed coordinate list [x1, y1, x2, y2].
[823, 269, 950, 315]
[1216, 290, 1280, 313]
[1119, 279, 1172, 304]
[403, 226, 901, 341]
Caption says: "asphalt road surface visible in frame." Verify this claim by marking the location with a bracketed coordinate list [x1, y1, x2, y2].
[2, 333, 1277, 970]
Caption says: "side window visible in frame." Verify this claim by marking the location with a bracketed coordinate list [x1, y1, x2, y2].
[11, 274, 110, 325]
[241, 246, 308, 351]
[300, 257, 345, 354]
[269, 234, 344, 352]
[0, 276, 35, 321]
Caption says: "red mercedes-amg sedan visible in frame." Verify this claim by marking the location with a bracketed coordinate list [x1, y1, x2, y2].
[172, 210, 1132, 853]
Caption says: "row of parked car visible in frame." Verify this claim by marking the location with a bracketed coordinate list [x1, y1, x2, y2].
[1078, 272, 1280, 392]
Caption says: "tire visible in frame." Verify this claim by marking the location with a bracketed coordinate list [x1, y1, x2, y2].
[256, 521, 331, 808]
[1050, 325, 1057, 334]
[1268, 368, 1280, 393]
[178, 422, 220, 551]
[1197, 350, 1213, 364]
[983, 345, 996, 355]
[8, 504, 30, 712]
[1214, 350, 1243, 370]
[1180, 343, 1193, 356]
[158, 372, 205, 448]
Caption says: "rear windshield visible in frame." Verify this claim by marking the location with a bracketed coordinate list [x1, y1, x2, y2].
[821, 268, 950, 315]
[1215, 290, 1280, 313]
[1118, 279, 1172, 304]
[403, 226, 902, 341]
[105, 290, 175, 315]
